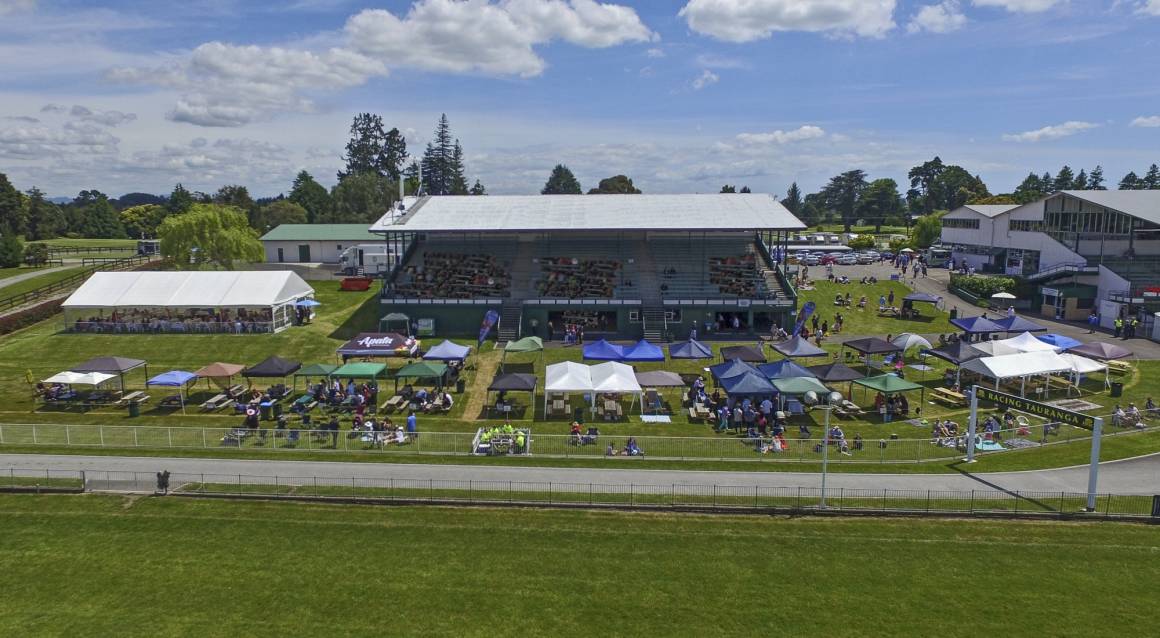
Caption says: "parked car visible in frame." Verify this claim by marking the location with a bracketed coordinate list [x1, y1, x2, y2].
[804, 254, 822, 266]
[856, 253, 875, 264]
[836, 254, 859, 266]
[820, 254, 838, 265]
[880, 251, 894, 260]
[863, 250, 881, 261]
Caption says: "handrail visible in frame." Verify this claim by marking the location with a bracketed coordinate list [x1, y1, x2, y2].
[0, 255, 155, 314]
[1027, 261, 1089, 280]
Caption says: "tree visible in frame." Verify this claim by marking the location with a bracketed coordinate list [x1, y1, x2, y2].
[381, 126, 408, 183]
[587, 175, 642, 194]
[252, 200, 308, 231]
[1073, 169, 1088, 191]
[820, 170, 867, 232]
[1119, 172, 1144, 190]
[158, 203, 263, 270]
[421, 113, 455, 195]
[930, 166, 988, 211]
[1041, 172, 1054, 194]
[1054, 166, 1075, 193]
[24, 187, 65, 240]
[0, 172, 25, 235]
[912, 213, 943, 249]
[469, 180, 487, 196]
[0, 234, 22, 268]
[1013, 172, 1046, 203]
[339, 113, 407, 181]
[907, 157, 946, 214]
[119, 204, 167, 239]
[403, 161, 421, 196]
[739, 186, 751, 193]
[856, 178, 903, 232]
[720, 184, 736, 193]
[214, 185, 258, 227]
[780, 182, 802, 217]
[1087, 166, 1106, 190]
[23, 242, 49, 266]
[329, 172, 396, 223]
[288, 171, 332, 223]
[1144, 164, 1160, 190]
[448, 140, 469, 195]
[799, 192, 825, 227]
[114, 192, 165, 210]
[74, 191, 126, 238]
[166, 183, 194, 214]
[970, 195, 1018, 205]
[541, 164, 583, 194]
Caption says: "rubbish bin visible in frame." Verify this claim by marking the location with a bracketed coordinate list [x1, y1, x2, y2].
[128, 400, 140, 418]
[260, 403, 273, 420]
[456, 378, 466, 393]
[949, 307, 959, 320]
[272, 403, 283, 418]
[1110, 381, 1123, 398]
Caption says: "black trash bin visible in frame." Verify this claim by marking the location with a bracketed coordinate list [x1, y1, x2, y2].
[456, 378, 466, 393]
[949, 307, 959, 320]
[573, 406, 585, 424]
[1110, 381, 1123, 398]
[128, 400, 140, 418]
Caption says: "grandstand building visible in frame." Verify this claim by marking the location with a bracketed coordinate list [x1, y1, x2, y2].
[370, 194, 806, 341]
[940, 190, 1160, 330]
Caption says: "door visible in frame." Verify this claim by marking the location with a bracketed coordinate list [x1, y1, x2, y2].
[297, 244, 311, 262]
[358, 249, 365, 266]
[276, 247, 284, 263]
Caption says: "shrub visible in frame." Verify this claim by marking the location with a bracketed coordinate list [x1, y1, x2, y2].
[0, 299, 63, 335]
[951, 273, 1015, 298]
[23, 243, 50, 267]
[847, 235, 876, 250]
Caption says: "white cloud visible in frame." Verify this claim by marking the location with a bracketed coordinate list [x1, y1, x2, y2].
[907, 1, 967, 34]
[678, 0, 897, 42]
[1139, 0, 1160, 16]
[345, 0, 655, 78]
[972, 0, 1061, 13]
[3, 115, 39, 123]
[1001, 121, 1098, 142]
[691, 69, 719, 90]
[735, 125, 827, 145]
[69, 105, 137, 127]
[0, 0, 36, 16]
[1131, 115, 1160, 128]
[646, 47, 665, 58]
[0, 121, 120, 159]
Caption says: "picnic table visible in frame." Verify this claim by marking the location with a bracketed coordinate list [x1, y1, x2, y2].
[931, 387, 966, 406]
[599, 400, 623, 421]
[877, 306, 900, 317]
[201, 393, 230, 411]
[121, 391, 149, 404]
[1106, 360, 1132, 375]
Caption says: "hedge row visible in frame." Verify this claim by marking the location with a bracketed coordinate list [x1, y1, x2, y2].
[949, 273, 1016, 298]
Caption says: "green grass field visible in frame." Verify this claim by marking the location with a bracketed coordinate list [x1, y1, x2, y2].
[0, 266, 86, 300]
[797, 278, 955, 336]
[30, 238, 137, 249]
[0, 494, 1156, 637]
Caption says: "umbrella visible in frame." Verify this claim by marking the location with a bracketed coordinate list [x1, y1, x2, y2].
[294, 299, 321, 307]
[891, 333, 932, 352]
[991, 292, 1016, 300]
[899, 248, 914, 253]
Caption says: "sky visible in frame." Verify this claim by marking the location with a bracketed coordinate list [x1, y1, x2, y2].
[1, 0, 1159, 200]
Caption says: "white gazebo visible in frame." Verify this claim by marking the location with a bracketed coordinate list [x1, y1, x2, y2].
[591, 361, 643, 412]
[995, 331, 1060, 353]
[62, 271, 316, 334]
[544, 361, 594, 414]
[960, 351, 1073, 397]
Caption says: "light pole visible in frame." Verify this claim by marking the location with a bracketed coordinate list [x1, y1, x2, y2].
[804, 390, 845, 509]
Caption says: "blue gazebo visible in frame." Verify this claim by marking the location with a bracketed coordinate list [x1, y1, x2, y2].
[582, 339, 626, 361]
[757, 359, 818, 379]
[622, 339, 665, 362]
[668, 339, 713, 360]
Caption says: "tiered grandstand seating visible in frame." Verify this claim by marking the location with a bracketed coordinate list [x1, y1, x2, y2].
[391, 243, 513, 299]
[650, 237, 782, 299]
[533, 242, 638, 299]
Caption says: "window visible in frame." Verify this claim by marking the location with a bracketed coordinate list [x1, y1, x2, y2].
[943, 218, 980, 230]
[1010, 220, 1043, 232]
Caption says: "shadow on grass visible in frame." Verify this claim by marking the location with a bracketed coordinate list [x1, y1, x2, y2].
[328, 292, 382, 341]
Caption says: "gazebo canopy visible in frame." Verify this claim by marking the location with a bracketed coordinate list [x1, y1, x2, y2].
[296, 363, 338, 377]
[147, 370, 197, 386]
[394, 361, 448, 380]
[1068, 341, 1132, 361]
[960, 351, 1072, 380]
[505, 336, 544, 353]
[709, 359, 758, 382]
[331, 362, 388, 378]
[1037, 333, 1082, 350]
[891, 333, 932, 352]
[721, 371, 777, 395]
[44, 371, 116, 386]
[994, 316, 1048, 333]
[951, 316, 1005, 334]
[997, 331, 1060, 353]
[854, 374, 923, 394]
[668, 339, 713, 359]
[844, 338, 902, 355]
[194, 362, 245, 378]
[1060, 353, 1106, 375]
[772, 335, 826, 358]
[545, 361, 592, 392]
[488, 373, 538, 392]
[720, 345, 766, 362]
[622, 339, 665, 362]
[971, 341, 1022, 357]
[591, 362, 642, 393]
[771, 376, 830, 395]
[922, 342, 984, 365]
[243, 356, 301, 378]
[903, 292, 942, 304]
[582, 339, 626, 361]
[635, 370, 687, 387]
[807, 362, 864, 382]
[757, 359, 817, 379]
[71, 356, 146, 373]
[423, 340, 471, 361]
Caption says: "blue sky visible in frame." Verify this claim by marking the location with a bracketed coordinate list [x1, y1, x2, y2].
[2, 0, 1159, 199]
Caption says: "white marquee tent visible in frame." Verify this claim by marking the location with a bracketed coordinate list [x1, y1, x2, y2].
[970, 341, 1022, 357]
[996, 331, 1061, 354]
[960, 351, 1074, 396]
[544, 361, 645, 414]
[43, 371, 117, 386]
[62, 271, 316, 333]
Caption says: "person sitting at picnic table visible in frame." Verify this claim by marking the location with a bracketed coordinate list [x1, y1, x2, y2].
[1126, 403, 1143, 427]
[884, 396, 896, 422]
[243, 408, 259, 430]
[897, 394, 909, 416]
[625, 437, 643, 456]
[829, 425, 851, 455]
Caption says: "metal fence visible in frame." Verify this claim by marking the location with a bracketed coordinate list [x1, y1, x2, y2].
[3, 468, 1151, 519]
[0, 420, 1145, 464]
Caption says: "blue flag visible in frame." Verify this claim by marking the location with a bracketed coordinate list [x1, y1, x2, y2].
[479, 309, 500, 344]
[792, 301, 815, 337]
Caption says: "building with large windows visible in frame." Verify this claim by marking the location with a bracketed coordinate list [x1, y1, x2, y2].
[940, 191, 1160, 332]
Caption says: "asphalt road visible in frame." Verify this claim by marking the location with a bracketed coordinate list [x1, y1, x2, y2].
[3, 452, 1158, 494]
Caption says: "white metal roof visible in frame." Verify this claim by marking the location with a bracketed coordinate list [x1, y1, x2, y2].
[63, 271, 315, 309]
[370, 194, 806, 233]
[960, 204, 1021, 218]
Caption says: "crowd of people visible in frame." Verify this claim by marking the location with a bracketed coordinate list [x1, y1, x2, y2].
[393, 251, 510, 299]
[707, 254, 768, 298]
[536, 257, 623, 298]
[72, 308, 277, 334]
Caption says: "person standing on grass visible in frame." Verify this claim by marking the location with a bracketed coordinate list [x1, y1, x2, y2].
[406, 411, 418, 439]
[1088, 311, 1098, 334]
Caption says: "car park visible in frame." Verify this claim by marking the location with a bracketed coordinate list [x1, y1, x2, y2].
[836, 254, 859, 265]
[856, 252, 875, 264]
[804, 254, 822, 266]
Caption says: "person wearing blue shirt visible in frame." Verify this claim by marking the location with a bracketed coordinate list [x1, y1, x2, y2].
[406, 411, 417, 437]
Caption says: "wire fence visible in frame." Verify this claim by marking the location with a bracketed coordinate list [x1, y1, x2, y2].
[0, 419, 1145, 464]
[3, 468, 1155, 519]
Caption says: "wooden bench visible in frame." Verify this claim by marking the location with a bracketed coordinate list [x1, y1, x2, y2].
[1107, 360, 1131, 375]
[201, 393, 229, 411]
[931, 388, 966, 406]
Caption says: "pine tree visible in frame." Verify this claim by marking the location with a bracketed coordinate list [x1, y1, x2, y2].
[780, 182, 802, 215]
[1119, 171, 1144, 190]
[167, 183, 194, 214]
[1041, 172, 1054, 194]
[541, 164, 583, 194]
[289, 171, 332, 223]
[421, 114, 454, 195]
[739, 186, 751, 193]
[720, 185, 736, 193]
[25, 187, 66, 240]
[448, 140, 469, 195]
[1013, 173, 1045, 203]
[1073, 169, 1088, 190]
[0, 172, 24, 235]
[78, 192, 127, 238]
[1087, 166, 1106, 190]
[403, 161, 421, 196]
[1053, 166, 1075, 192]
[469, 180, 487, 196]
[340, 113, 386, 180]
[380, 127, 408, 182]
[1143, 164, 1160, 190]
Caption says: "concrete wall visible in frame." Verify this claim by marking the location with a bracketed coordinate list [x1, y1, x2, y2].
[264, 240, 365, 264]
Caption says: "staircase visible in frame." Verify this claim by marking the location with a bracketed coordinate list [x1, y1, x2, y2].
[633, 245, 662, 305]
[750, 244, 790, 302]
[642, 308, 666, 342]
[497, 301, 523, 342]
